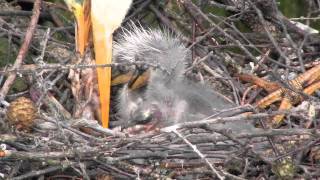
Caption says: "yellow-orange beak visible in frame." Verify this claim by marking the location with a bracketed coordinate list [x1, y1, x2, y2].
[64, 0, 91, 55]
[65, 0, 132, 128]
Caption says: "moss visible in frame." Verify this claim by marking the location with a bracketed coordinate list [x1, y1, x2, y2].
[0, 37, 16, 67]
[9, 77, 29, 94]
[272, 158, 296, 179]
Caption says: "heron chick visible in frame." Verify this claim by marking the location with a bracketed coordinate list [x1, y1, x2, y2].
[113, 26, 235, 128]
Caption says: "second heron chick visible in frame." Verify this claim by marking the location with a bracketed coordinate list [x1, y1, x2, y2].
[113, 26, 234, 128]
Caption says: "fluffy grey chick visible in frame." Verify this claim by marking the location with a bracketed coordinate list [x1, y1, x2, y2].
[113, 26, 253, 131]
[113, 26, 191, 124]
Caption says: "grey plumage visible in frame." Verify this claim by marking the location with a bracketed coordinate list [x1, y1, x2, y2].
[113, 26, 245, 128]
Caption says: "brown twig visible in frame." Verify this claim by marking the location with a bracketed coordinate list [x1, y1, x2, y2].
[0, 0, 41, 100]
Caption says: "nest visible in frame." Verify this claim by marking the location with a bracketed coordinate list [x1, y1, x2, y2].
[0, 0, 320, 179]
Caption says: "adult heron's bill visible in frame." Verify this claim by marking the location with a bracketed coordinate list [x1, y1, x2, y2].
[64, 0, 132, 128]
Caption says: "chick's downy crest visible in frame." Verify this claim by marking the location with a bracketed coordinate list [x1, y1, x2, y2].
[113, 26, 189, 81]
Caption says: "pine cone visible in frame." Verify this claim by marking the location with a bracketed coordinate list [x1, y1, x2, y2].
[6, 97, 37, 131]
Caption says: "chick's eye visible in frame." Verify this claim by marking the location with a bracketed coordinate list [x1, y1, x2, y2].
[131, 108, 153, 124]
[141, 110, 153, 123]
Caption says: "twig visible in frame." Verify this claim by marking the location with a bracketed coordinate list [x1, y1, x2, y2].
[0, 0, 41, 100]
[0, 61, 169, 75]
[12, 163, 73, 180]
[170, 129, 225, 180]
